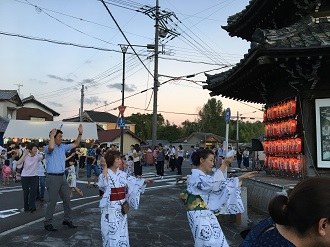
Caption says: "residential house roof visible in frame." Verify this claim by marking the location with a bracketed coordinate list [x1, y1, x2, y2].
[63, 110, 132, 124]
[0, 116, 9, 132]
[173, 132, 236, 144]
[22, 95, 60, 116]
[98, 129, 142, 143]
[0, 90, 23, 106]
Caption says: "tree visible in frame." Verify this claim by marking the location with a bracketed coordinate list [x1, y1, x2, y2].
[198, 98, 225, 136]
[181, 119, 199, 137]
[126, 113, 164, 140]
[158, 120, 182, 142]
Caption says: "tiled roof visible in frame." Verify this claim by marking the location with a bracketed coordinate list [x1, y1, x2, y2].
[0, 116, 9, 132]
[85, 110, 132, 124]
[204, 16, 330, 103]
[22, 95, 60, 116]
[0, 90, 17, 100]
[98, 129, 142, 143]
[223, 0, 327, 41]
[173, 132, 236, 144]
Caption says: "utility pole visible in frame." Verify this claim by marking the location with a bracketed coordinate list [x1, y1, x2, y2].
[14, 84, 23, 97]
[152, 0, 160, 150]
[120, 44, 129, 156]
[80, 85, 84, 122]
[139, 1, 179, 149]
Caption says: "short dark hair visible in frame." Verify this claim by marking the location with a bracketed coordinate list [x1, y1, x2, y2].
[27, 143, 37, 150]
[104, 150, 121, 168]
[38, 142, 46, 148]
[49, 129, 63, 138]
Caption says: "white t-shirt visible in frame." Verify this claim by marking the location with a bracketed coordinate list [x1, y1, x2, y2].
[133, 150, 140, 162]
[177, 149, 184, 157]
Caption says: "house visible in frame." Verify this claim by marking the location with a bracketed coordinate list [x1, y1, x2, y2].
[0, 116, 9, 146]
[17, 95, 60, 121]
[98, 129, 143, 154]
[63, 110, 136, 133]
[0, 90, 23, 120]
[172, 132, 236, 151]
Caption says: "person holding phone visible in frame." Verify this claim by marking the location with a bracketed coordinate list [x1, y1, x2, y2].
[17, 143, 44, 213]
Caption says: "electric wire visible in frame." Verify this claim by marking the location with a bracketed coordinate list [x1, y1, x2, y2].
[100, 0, 154, 78]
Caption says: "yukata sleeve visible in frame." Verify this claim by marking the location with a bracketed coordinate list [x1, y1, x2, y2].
[98, 173, 110, 209]
[205, 176, 244, 215]
[192, 169, 226, 193]
[125, 174, 146, 210]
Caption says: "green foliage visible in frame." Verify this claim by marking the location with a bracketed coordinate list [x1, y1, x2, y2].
[126, 99, 264, 144]
[125, 113, 164, 140]
[197, 98, 225, 136]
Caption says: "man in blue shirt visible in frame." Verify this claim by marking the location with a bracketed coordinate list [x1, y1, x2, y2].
[44, 124, 83, 231]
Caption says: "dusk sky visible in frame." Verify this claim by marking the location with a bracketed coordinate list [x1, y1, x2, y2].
[0, 0, 263, 125]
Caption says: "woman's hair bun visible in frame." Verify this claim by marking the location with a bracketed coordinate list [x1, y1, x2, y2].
[268, 195, 290, 225]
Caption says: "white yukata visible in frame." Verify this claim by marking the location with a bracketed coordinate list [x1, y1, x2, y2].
[98, 168, 146, 247]
[184, 168, 244, 247]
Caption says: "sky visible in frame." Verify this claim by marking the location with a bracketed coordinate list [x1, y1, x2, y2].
[0, 0, 263, 125]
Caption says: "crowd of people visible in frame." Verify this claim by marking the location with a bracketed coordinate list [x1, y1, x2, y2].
[2, 128, 329, 247]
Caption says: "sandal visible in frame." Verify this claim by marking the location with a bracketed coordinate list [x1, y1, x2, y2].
[87, 185, 91, 188]
[93, 184, 98, 188]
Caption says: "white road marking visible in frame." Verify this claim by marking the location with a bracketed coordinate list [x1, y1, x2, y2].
[0, 209, 21, 218]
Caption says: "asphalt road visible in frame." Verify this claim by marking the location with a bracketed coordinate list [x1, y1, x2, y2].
[0, 161, 187, 234]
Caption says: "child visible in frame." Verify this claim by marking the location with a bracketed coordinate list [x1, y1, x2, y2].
[121, 155, 127, 172]
[0, 149, 6, 169]
[126, 156, 134, 175]
[66, 160, 83, 198]
[2, 160, 12, 185]
[11, 156, 19, 182]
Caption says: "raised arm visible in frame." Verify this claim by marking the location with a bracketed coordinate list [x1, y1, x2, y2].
[72, 124, 83, 149]
[48, 128, 57, 152]
[220, 156, 234, 173]
[17, 149, 29, 165]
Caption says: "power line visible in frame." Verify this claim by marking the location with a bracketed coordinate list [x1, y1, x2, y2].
[100, 0, 154, 77]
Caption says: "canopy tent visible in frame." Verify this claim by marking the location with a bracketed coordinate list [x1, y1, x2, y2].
[4, 120, 98, 140]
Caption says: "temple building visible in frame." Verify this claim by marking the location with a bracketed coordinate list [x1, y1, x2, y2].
[203, 0, 330, 177]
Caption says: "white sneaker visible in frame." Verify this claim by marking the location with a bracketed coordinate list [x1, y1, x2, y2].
[161, 176, 163, 179]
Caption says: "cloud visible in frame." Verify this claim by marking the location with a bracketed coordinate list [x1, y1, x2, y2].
[82, 78, 97, 85]
[30, 78, 48, 84]
[47, 74, 74, 82]
[47, 101, 63, 107]
[85, 60, 92, 64]
[85, 96, 102, 105]
[107, 83, 137, 92]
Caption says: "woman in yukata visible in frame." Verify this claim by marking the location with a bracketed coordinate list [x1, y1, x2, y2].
[98, 150, 154, 247]
[181, 149, 257, 247]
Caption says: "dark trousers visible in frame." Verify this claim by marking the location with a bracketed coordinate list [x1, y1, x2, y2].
[169, 158, 176, 171]
[177, 157, 183, 175]
[79, 156, 86, 169]
[156, 161, 164, 176]
[237, 159, 242, 168]
[134, 161, 142, 176]
[21, 176, 38, 210]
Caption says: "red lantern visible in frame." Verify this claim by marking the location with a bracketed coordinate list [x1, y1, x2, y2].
[289, 100, 297, 115]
